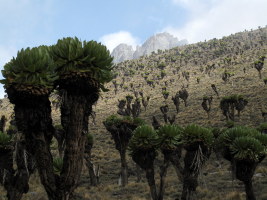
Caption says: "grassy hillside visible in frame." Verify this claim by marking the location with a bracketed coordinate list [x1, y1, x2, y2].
[0, 26, 267, 200]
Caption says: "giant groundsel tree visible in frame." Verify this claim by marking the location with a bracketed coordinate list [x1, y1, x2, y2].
[1, 46, 57, 200]
[1, 38, 113, 200]
[217, 126, 267, 200]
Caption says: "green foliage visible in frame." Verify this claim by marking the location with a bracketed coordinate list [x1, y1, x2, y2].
[50, 37, 114, 91]
[54, 124, 64, 130]
[128, 125, 159, 154]
[225, 120, 235, 128]
[220, 95, 248, 113]
[126, 95, 133, 99]
[162, 91, 169, 95]
[86, 133, 94, 145]
[182, 124, 214, 147]
[257, 122, 267, 133]
[1, 46, 57, 89]
[230, 136, 265, 161]
[211, 127, 225, 138]
[6, 125, 17, 135]
[104, 115, 122, 127]
[104, 115, 145, 127]
[218, 126, 251, 147]
[217, 126, 267, 161]
[132, 117, 146, 126]
[157, 124, 183, 151]
[257, 123, 267, 132]
[53, 157, 63, 175]
[224, 71, 235, 76]
[254, 60, 264, 65]
[157, 63, 166, 70]
[0, 131, 12, 145]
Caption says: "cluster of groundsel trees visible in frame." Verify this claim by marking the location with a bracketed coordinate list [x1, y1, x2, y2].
[104, 112, 267, 200]
[0, 37, 113, 200]
[129, 124, 267, 200]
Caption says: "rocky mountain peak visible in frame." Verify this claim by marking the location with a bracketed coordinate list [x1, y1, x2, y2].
[111, 43, 134, 63]
[111, 32, 187, 63]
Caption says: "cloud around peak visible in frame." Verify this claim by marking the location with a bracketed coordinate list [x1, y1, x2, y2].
[99, 31, 140, 52]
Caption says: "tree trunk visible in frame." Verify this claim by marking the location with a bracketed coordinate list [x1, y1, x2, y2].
[12, 96, 58, 200]
[0, 139, 36, 200]
[258, 70, 262, 79]
[244, 180, 256, 200]
[169, 148, 183, 182]
[181, 150, 198, 200]
[145, 168, 158, 200]
[230, 104, 235, 121]
[84, 149, 98, 186]
[158, 158, 169, 200]
[235, 160, 257, 200]
[136, 163, 142, 182]
[120, 150, 128, 186]
[58, 94, 90, 200]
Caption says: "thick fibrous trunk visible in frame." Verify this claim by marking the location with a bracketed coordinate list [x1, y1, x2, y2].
[0, 139, 36, 200]
[235, 160, 258, 200]
[84, 143, 98, 186]
[158, 157, 169, 200]
[181, 144, 210, 200]
[57, 93, 90, 200]
[169, 148, 183, 182]
[120, 150, 128, 186]
[55, 73, 99, 200]
[181, 150, 198, 200]
[104, 121, 137, 187]
[244, 180, 255, 200]
[145, 168, 158, 200]
[12, 95, 58, 200]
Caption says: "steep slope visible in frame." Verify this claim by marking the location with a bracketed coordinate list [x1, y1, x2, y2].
[1, 26, 267, 200]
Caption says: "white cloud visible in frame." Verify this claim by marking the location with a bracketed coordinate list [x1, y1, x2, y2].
[166, 0, 267, 43]
[99, 31, 140, 52]
[0, 0, 53, 98]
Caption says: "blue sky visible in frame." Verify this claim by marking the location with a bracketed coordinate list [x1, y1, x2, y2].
[0, 0, 267, 98]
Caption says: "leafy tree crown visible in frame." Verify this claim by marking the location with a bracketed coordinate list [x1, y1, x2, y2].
[1, 46, 57, 89]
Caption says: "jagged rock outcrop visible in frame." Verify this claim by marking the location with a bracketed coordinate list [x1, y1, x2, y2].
[111, 44, 134, 63]
[111, 32, 187, 63]
[133, 32, 187, 59]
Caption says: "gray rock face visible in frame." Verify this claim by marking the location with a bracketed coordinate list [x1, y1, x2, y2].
[111, 32, 187, 63]
[133, 32, 187, 59]
[111, 44, 134, 63]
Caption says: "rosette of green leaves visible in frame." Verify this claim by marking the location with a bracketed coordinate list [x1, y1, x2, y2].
[50, 37, 113, 91]
[217, 126, 258, 149]
[1, 46, 57, 89]
[217, 126, 267, 161]
[103, 115, 122, 127]
[128, 125, 159, 154]
[53, 157, 63, 175]
[230, 136, 265, 161]
[0, 131, 12, 146]
[257, 123, 267, 133]
[157, 124, 183, 151]
[182, 124, 214, 147]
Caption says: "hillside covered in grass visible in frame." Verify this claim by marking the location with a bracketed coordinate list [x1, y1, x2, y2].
[0, 26, 267, 200]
